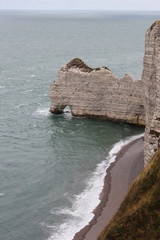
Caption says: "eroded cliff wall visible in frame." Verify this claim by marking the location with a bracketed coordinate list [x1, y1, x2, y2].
[50, 58, 145, 125]
[142, 21, 160, 165]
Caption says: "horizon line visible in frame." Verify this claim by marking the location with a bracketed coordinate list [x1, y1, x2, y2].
[0, 9, 160, 12]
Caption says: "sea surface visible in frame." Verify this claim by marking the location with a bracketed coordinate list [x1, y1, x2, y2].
[0, 10, 159, 240]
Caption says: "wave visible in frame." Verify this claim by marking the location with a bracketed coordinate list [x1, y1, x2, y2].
[16, 103, 29, 108]
[25, 89, 33, 92]
[34, 108, 51, 117]
[34, 107, 72, 118]
[47, 133, 144, 240]
[63, 109, 72, 120]
[0, 86, 5, 89]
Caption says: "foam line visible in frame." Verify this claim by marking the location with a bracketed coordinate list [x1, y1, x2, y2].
[47, 133, 143, 240]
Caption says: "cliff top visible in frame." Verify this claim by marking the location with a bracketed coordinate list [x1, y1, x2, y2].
[98, 148, 160, 240]
[65, 58, 110, 73]
[150, 20, 160, 30]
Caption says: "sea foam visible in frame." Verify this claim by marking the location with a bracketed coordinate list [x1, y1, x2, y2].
[47, 133, 144, 240]
[16, 103, 29, 108]
[34, 108, 51, 117]
[25, 89, 33, 92]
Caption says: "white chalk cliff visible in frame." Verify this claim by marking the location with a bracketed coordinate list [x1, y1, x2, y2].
[50, 58, 145, 125]
[142, 20, 160, 165]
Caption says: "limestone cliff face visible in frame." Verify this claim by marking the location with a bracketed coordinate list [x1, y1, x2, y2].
[50, 58, 145, 125]
[142, 21, 160, 165]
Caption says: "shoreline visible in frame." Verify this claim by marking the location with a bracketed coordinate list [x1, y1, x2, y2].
[73, 137, 144, 240]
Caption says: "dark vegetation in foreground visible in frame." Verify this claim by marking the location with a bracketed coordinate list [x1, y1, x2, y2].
[98, 149, 160, 240]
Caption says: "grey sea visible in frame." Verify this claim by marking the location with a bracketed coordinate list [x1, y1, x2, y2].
[0, 10, 159, 240]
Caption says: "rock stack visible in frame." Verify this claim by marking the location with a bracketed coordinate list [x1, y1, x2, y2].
[50, 58, 145, 125]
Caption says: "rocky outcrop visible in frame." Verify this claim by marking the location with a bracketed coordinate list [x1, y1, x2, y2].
[50, 58, 145, 125]
[142, 20, 160, 165]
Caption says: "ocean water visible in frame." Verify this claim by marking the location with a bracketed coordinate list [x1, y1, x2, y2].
[0, 10, 159, 240]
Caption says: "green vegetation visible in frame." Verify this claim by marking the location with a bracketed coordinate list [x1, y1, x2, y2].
[98, 149, 160, 240]
[66, 58, 110, 73]
[150, 20, 160, 30]
[66, 58, 93, 72]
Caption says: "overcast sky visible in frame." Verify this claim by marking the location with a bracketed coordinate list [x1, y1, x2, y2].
[0, 0, 160, 11]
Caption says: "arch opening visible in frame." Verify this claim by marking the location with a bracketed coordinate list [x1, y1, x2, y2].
[63, 105, 71, 113]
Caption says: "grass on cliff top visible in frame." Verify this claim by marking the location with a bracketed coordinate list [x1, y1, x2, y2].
[150, 20, 160, 30]
[98, 149, 160, 240]
[66, 58, 110, 73]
